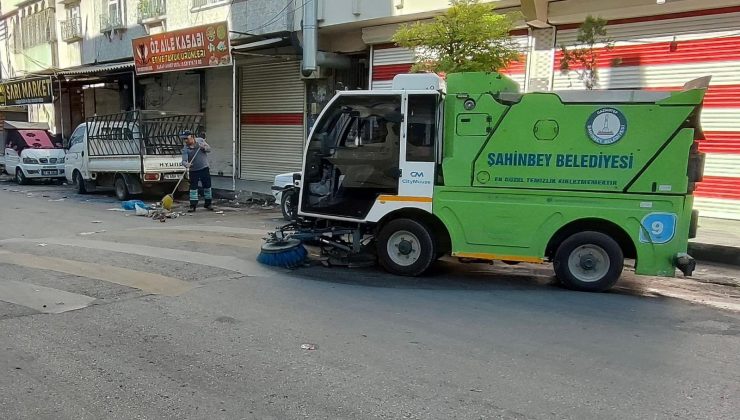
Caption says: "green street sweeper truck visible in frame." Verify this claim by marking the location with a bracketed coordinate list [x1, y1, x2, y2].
[261, 71, 709, 292]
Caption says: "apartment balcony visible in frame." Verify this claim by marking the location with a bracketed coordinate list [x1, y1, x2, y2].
[61, 17, 83, 42]
[138, 0, 166, 24]
[100, 10, 125, 33]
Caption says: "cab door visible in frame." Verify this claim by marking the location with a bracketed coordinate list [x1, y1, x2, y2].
[4, 146, 20, 174]
[398, 92, 440, 200]
[65, 125, 87, 182]
[299, 92, 403, 220]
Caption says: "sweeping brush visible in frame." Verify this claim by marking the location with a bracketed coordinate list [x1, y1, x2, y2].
[257, 238, 308, 269]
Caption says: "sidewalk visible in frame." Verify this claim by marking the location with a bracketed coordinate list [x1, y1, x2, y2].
[690, 217, 740, 266]
[211, 177, 740, 266]
[211, 176, 273, 202]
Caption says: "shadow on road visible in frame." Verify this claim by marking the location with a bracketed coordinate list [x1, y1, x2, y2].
[285, 256, 567, 292]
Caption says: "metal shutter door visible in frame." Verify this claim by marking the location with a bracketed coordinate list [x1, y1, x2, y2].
[554, 10, 740, 220]
[240, 61, 305, 181]
[370, 33, 530, 90]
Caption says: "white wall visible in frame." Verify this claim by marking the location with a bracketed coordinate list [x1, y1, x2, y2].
[309, 0, 518, 30]
[204, 66, 233, 176]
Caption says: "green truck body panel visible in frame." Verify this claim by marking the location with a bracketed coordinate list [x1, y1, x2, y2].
[432, 72, 706, 277]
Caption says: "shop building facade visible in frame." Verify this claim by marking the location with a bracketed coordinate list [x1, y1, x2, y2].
[2, 0, 740, 219]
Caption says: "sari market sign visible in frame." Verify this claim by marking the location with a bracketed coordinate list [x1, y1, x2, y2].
[132, 22, 232, 74]
[1, 76, 53, 106]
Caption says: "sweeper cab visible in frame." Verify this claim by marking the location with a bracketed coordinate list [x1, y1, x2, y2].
[261, 71, 709, 292]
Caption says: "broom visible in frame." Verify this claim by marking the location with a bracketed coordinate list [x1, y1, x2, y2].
[257, 238, 308, 269]
[161, 147, 200, 211]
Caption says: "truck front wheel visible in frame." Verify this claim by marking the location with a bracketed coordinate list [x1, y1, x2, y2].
[377, 218, 436, 277]
[281, 189, 298, 221]
[553, 231, 624, 292]
[73, 171, 87, 194]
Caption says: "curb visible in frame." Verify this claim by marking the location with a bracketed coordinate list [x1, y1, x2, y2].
[689, 242, 740, 267]
[213, 187, 275, 204]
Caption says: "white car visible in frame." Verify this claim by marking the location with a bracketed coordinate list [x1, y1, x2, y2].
[272, 172, 300, 220]
[1, 121, 66, 184]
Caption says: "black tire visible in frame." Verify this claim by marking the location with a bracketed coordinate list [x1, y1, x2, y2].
[377, 218, 436, 276]
[553, 231, 624, 292]
[281, 189, 298, 221]
[15, 168, 27, 185]
[73, 171, 87, 194]
[114, 177, 130, 201]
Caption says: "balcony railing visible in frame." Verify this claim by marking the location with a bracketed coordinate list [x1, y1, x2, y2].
[21, 8, 56, 49]
[191, 0, 229, 10]
[138, 0, 167, 23]
[100, 9, 125, 33]
[61, 17, 83, 42]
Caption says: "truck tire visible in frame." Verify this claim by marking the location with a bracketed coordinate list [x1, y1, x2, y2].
[114, 177, 130, 201]
[15, 168, 27, 185]
[377, 218, 436, 276]
[73, 171, 87, 194]
[553, 231, 624, 292]
[281, 189, 298, 221]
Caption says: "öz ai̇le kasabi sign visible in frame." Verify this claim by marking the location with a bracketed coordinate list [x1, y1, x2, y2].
[132, 22, 231, 74]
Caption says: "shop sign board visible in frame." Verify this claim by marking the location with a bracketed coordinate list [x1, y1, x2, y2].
[132, 22, 232, 74]
[0, 76, 54, 106]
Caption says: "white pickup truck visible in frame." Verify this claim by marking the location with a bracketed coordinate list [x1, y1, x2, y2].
[1, 121, 66, 184]
[65, 111, 202, 200]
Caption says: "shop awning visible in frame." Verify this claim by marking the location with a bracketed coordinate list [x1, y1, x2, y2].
[232, 37, 289, 52]
[58, 62, 134, 75]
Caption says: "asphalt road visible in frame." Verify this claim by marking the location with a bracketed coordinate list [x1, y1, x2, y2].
[0, 179, 738, 420]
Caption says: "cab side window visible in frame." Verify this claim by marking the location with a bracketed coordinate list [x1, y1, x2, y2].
[69, 126, 86, 147]
[406, 94, 437, 162]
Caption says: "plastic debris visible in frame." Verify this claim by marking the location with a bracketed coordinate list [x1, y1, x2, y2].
[121, 200, 149, 211]
[300, 343, 317, 351]
[135, 205, 149, 216]
[91, 220, 103, 224]
[79, 230, 106, 236]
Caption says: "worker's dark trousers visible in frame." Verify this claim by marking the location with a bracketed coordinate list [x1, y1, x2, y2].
[189, 167, 212, 208]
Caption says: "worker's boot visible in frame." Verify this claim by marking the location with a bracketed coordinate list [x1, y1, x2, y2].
[204, 188, 214, 211]
[189, 189, 198, 212]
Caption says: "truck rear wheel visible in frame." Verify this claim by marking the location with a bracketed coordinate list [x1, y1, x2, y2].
[377, 218, 436, 277]
[114, 177, 130, 201]
[553, 231, 623, 292]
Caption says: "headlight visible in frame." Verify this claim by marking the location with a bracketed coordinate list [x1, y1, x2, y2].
[23, 158, 39, 164]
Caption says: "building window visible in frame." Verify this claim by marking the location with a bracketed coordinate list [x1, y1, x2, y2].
[61, 5, 83, 42]
[100, 0, 126, 32]
[191, 0, 229, 12]
[20, 8, 56, 49]
[138, 0, 166, 23]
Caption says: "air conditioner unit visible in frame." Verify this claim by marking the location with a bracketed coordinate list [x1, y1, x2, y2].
[300, 66, 330, 80]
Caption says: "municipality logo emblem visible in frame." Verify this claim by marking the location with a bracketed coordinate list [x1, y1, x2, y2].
[586, 108, 627, 145]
